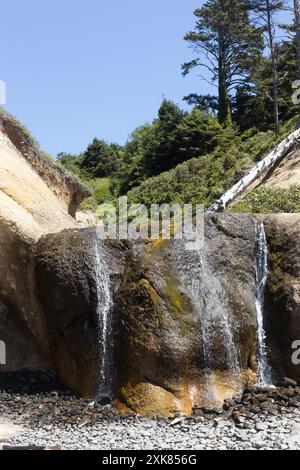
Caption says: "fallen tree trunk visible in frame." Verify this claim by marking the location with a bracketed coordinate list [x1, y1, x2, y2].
[208, 128, 300, 213]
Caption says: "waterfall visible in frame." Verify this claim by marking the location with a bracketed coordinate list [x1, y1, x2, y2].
[179, 246, 242, 400]
[94, 239, 113, 400]
[196, 251, 241, 379]
[255, 223, 272, 386]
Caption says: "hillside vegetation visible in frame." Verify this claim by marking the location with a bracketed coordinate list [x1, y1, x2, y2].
[232, 185, 300, 214]
[56, 1, 300, 214]
[126, 119, 297, 208]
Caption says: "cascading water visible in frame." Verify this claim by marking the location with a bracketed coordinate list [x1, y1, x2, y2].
[255, 222, 272, 386]
[179, 246, 242, 401]
[94, 239, 113, 400]
[196, 251, 241, 377]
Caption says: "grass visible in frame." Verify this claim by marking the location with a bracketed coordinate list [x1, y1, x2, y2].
[0, 107, 53, 161]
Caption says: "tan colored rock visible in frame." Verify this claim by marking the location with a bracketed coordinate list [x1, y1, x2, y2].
[264, 147, 300, 189]
[0, 126, 78, 240]
[0, 111, 90, 217]
[0, 111, 90, 373]
[118, 369, 184, 417]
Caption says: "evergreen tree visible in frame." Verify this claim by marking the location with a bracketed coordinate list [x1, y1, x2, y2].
[182, 0, 263, 125]
[113, 101, 229, 194]
[174, 109, 223, 165]
[234, 40, 298, 130]
[293, 0, 300, 77]
[80, 138, 120, 178]
[282, 1, 300, 78]
[247, 0, 285, 135]
[142, 100, 185, 175]
[183, 93, 219, 114]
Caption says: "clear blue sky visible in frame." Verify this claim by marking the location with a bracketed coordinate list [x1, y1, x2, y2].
[1, 0, 204, 156]
[1, 1, 293, 157]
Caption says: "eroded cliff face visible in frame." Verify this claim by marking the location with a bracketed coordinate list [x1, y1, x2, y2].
[0, 111, 90, 219]
[0, 111, 90, 373]
[263, 214, 300, 383]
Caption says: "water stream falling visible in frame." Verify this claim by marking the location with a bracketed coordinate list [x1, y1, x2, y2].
[94, 239, 113, 400]
[255, 222, 273, 386]
[179, 246, 242, 401]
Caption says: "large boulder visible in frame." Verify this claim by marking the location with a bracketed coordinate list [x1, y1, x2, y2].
[36, 230, 126, 397]
[113, 214, 258, 416]
[263, 214, 300, 382]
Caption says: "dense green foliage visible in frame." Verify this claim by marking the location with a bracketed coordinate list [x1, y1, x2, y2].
[56, 1, 300, 215]
[112, 101, 227, 195]
[126, 119, 296, 208]
[79, 178, 112, 211]
[232, 185, 300, 213]
[57, 152, 84, 177]
[80, 139, 121, 178]
[234, 40, 299, 132]
[57, 139, 121, 180]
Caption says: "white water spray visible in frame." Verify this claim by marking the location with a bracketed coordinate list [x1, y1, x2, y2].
[179, 246, 242, 400]
[255, 223, 273, 386]
[94, 240, 113, 399]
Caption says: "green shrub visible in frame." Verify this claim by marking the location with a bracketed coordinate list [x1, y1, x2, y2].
[79, 178, 113, 211]
[232, 185, 300, 213]
[126, 117, 298, 208]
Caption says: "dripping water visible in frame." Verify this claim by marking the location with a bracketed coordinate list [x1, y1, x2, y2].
[178, 245, 242, 401]
[94, 239, 113, 401]
[255, 222, 272, 386]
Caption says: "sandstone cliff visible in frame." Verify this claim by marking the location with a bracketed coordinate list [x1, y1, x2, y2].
[0, 110, 90, 373]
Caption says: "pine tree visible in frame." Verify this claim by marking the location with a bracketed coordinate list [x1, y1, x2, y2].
[293, 0, 300, 77]
[247, 0, 285, 135]
[182, 0, 263, 126]
[285, 0, 300, 79]
[234, 40, 298, 130]
[80, 138, 120, 178]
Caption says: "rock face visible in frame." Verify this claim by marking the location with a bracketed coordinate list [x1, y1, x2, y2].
[0, 111, 90, 219]
[32, 213, 260, 413]
[263, 214, 300, 383]
[113, 214, 258, 416]
[1, 110, 300, 416]
[36, 231, 126, 397]
[0, 111, 90, 376]
[36, 230, 100, 396]
[264, 146, 300, 189]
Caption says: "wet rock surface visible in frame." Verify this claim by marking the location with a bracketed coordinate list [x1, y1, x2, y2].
[0, 371, 300, 450]
[36, 232, 126, 398]
[262, 215, 300, 383]
[114, 213, 258, 416]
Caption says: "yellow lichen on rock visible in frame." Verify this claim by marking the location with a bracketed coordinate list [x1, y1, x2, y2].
[118, 369, 184, 417]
